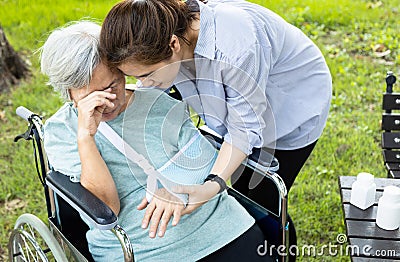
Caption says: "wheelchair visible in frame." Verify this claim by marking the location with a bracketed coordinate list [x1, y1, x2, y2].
[8, 103, 297, 262]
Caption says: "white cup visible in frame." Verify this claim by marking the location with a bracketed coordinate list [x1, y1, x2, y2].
[350, 172, 376, 210]
[376, 186, 400, 230]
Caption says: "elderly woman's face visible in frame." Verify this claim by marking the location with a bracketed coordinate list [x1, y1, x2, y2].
[70, 62, 127, 122]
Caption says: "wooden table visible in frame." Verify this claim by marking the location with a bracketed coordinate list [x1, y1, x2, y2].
[339, 176, 400, 261]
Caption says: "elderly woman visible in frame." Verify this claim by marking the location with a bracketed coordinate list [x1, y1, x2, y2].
[41, 21, 273, 261]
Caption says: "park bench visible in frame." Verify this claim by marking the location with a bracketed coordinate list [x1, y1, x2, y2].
[336, 72, 400, 261]
[381, 72, 400, 178]
[338, 176, 400, 261]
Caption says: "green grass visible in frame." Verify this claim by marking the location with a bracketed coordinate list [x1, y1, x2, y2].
[0, 0, 399, 260]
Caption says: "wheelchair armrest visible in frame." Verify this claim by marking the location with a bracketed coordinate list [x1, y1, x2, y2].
[46, 170, 118, 230]
[198, 125, 279, 173]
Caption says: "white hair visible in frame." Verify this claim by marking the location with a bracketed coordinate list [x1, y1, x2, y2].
[40, 21, 101, 100]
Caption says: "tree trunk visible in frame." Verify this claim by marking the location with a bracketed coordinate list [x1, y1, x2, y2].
[0, 24, 30, 93]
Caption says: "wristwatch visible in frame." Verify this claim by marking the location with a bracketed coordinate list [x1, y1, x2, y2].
[204, 174, 227, 194]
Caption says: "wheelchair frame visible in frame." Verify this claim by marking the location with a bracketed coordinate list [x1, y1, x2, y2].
[10, 107, 133, 261]
[9, 106, 295, 262]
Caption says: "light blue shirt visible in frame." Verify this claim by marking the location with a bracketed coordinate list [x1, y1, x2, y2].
[173, 0, 332, 153]
[44, 89, 254, 261]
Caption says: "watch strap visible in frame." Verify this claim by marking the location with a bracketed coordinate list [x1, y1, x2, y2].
[204, 174, 227, 194]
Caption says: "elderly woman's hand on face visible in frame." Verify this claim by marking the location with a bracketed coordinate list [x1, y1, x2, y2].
[137, 188, 186, 238]
[75, 88, 116, 138]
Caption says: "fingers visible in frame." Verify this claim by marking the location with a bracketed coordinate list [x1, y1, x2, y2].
[147, 205, 184, 237]
[172, 208, 182, 226]
[141, 201, 155, 230]
[103, 87, 112, 93]
[141, 201, 183, 237]
[140, 189, 187, 238]
[97, 97, 114, 109]
[148, 208, 163, 238]
[75, 89, 118, 136]
[137, 197, 148, 210]
[157, 209, 173, 237]
[78, 91, 116, 110]
[82, 87, 115, 101]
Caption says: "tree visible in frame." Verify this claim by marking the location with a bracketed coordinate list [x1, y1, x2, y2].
[0, 24, 30, 93]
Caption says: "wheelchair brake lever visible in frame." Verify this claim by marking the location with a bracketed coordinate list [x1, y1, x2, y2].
[14, 124, 34, 142]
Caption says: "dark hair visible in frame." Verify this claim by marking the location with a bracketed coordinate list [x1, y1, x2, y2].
[100, 0, 201, 67]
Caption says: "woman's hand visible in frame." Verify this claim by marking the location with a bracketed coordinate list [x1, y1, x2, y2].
[172, 142, 247, 214]
[75, 88, 120, 214]
[137, 188, 185, 238]
[173, 181, 220, 215]
[76, 88, 116, 138]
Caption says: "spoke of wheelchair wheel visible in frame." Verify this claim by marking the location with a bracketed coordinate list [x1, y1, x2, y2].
[26, 239, 40, 262]
[25, 237, 35, 262]
[17, 227, 30, 262]
[21, 234, 32, 262]
[16, 228, 47, 262]
[25, 224, 48, 261]
[16, 242, 27, 261]
[26, 224, 36, 243]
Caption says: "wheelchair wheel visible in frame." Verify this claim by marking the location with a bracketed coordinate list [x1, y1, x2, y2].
[8, 213, 68, 262]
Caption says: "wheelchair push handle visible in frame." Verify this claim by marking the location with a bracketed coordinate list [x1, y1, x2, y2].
[15, 106, 45, 142]
[16, 106, 35, 122]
